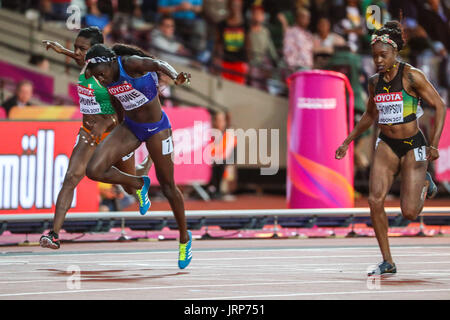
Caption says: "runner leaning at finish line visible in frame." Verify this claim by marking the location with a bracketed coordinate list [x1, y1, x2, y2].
[84, 43, 192, 269]
[336, 21, 446, 275]
[39, 27, 151, 250]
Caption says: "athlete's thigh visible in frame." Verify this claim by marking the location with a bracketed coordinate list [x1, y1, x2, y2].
[114, 151, 136, 176]
[66, 128, 97, 176]
[91, 122, 141, 169]
[399, 149, 428, 206]
[369, 140, 400, 199]
[144, 129, 174, 185]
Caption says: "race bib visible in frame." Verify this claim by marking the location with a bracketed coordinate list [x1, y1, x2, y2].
[375, 92, 404, 124]
[162, 136, 174, 155]
[78, 84, 102, 114]
[414, 146, 427, 162]
[108, 83, 149, 111]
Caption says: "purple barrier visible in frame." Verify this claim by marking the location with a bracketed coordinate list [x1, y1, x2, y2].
[0, 60, 54, 103]
[287, 70, 354, 208]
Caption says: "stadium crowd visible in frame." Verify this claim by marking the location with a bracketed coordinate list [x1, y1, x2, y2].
[0, 0, 448, 103]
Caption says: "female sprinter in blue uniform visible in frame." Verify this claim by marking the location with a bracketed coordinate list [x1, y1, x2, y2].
[39, 27, 151, 250]
[84, 43, 192, 269]
[335, 21, 446, 275]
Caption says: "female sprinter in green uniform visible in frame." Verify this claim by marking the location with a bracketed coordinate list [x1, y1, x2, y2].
[335, 21, 446, 275]
[83, 43, 192, 269]
[39, 27, 150, 249]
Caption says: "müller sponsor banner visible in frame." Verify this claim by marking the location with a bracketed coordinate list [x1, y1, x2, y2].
[435, 112, 450, 182]
[0, 121, 99, 214]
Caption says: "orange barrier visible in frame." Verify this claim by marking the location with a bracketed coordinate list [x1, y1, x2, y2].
[8, 105, 81, 120]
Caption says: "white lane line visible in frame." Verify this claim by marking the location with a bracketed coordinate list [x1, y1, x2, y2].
[0, 270, 448, 282]
[2, 269, 450, 281]
[0, 259, 448, 271]
[2, 253, 450, 267]
[1, 268, 450, 288]
[193, 288, 450, 300]
[1, 245, 449, 258]
[2, 261, 450, 277]
[1, 274, 450, 287]
[0, 280, 365, 297]
[2, 275, 450, 298]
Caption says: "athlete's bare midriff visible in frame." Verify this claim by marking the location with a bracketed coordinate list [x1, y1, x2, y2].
[379, 119, 419, 140]
[123, 97, 163, 124]
[82, 113, 118, 132]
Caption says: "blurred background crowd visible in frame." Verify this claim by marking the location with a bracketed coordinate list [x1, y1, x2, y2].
[1, 0, 449, 104]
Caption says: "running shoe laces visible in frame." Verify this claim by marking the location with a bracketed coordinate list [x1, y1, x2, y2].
[136, 176, 151, 215]
[39, 231, 60, 249]
[178, 231, 192, 269]
[368, 260, 397, 276]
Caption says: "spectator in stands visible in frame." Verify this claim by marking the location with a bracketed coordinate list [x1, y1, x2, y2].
[309, 0, 333, 32]
[109, 10, 133, 44]
[83, 0, 112, 39]
[418, 0, 450, 53]
[28, 54, 50, 72]
[404, 25, 435, 67]
[247, 5, 279, 90]
[109, 0, 151, 45]
[388, 0, 420, 29]
[98, 183, 135, 211]
[325, 45, 366, 115]
[117, 0, 152, 32]
[2, 80, 34, 117]
[150, 15, 191, 66]
[281, 7, 314, 71]
[215, 0, 248, 84]
[312, 16, 346, 68]
[206, 109, 236, 200]
[52, 0, 71, 18]
[157, 0, 207, 61]
[2, 0, 40, 12]
[333, 0, 365, 53]
[98, 182, 122, 211]
[261, 0, 296, 51]
[141, 0, 160, 23]
[202, 0, 229, 64]
[40, 0, 71, 21]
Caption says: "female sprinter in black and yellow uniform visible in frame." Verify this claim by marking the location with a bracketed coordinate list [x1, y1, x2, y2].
[39, 27, 151, 249]
[335, 21, 446, 275]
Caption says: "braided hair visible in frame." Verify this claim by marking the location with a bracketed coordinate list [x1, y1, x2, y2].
[111, 43, 156, 59]
[372, 21, 405, 51]
[85, 43, 159, 69]
[85, 43, 115, 63]
[77, 26, 104, 46]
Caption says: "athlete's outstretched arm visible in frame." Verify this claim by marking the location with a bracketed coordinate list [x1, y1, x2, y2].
[125, 55, 191, 85]
[407, 68, 447, 161]
[336, 75, 379, 159]
[42, 40, 78, 60]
